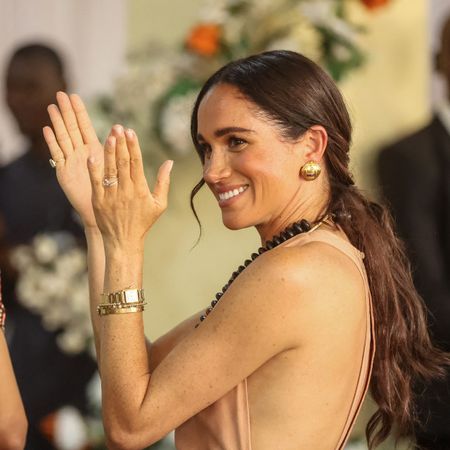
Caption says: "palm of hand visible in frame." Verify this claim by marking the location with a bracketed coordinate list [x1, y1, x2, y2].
[44, 92, 104, 229]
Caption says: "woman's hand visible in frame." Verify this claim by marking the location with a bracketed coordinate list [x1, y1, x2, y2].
[87, 125, 173, 253]
[43, 92, 103, 229]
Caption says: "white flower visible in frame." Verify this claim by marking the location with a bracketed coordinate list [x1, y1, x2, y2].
[299, 0, 358, 44]
[14, 232, 92, 355]
[247, 0, 276, 16]
[33, 235, 59, 264]
[70, 282, 89, 315]
[42, 305, 72, 331]
[265, 17, 322, 62]
[54, 406, 88, 450]
[10, 246, 33, 271]
[55, 249, 86, 277]
[223, 16, 246, 47]
[199, 0, 229, 23]
[57, 328, 88, 354]
[38, 271, 69, 298]
[332, 42, 353, 62]
[16, 276, 46, 311]
[160, 91, 198, 156]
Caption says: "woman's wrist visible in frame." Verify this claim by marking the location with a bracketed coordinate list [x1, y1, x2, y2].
[103, 249, 144, 292]
[84, 225, 102, 237]
[103, 238, 145, 258]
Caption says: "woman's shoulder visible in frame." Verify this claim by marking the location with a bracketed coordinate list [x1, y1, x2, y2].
[234, 232, 366, 318]
[250, 229, 363, 285]
[222, 232, 367, 349]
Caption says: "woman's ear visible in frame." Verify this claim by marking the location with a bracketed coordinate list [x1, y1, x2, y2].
[301, 125, 328, 162]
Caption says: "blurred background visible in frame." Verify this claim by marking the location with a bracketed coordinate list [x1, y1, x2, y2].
[0, 0, 449, 448]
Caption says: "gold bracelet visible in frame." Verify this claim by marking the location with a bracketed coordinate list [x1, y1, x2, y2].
[101, 288, 145, 305]
[97, 302, 146, 316]
[0, 302, 5, 332]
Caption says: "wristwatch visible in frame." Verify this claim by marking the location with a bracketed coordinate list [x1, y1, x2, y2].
[102, 288, 145, 305]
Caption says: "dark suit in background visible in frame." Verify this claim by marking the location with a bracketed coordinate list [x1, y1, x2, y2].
[378, 112, 450, 449]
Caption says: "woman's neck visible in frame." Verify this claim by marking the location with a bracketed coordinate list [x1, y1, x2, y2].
[256, 188, 330, 245]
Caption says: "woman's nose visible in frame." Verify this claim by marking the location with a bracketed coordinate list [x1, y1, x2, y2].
[203, 150, 232, 183]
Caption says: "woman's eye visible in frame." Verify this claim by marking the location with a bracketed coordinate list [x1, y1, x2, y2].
[228, 136, 246, 148]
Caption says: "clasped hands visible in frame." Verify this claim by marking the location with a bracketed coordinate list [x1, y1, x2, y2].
[43, 92, 173, 252]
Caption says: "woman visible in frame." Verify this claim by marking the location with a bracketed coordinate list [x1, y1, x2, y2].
[0, 275, 27, 450]
[44, 51, 448, 449]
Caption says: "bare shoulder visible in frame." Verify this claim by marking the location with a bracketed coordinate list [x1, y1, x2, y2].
[230, 237, 366, 344]
[243, 236, 365, 301]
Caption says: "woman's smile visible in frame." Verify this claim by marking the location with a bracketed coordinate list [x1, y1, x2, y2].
[217, 184, 249, 206]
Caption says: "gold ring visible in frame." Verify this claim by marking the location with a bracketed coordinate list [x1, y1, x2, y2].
[49, 158, 65, 168]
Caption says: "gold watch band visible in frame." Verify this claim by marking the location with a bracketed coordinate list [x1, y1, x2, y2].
[102, 288, 145, 304]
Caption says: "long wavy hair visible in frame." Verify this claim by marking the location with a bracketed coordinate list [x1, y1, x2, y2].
[188, 50, 450, 447]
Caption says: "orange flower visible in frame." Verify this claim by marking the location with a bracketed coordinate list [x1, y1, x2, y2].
[361, 0, 389, 9]
[186, 24, 221, 57]
[39, 412, 56, 443]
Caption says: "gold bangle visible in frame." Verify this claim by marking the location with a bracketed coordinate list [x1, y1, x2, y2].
[0, 303, 5, 332]
[101, 288, 145, 305]
[97, 302, 146, 316]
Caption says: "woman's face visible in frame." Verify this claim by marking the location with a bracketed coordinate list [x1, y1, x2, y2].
[196, 83, 308, 232]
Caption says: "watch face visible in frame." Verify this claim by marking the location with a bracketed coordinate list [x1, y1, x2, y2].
[124, 290, 140, 304]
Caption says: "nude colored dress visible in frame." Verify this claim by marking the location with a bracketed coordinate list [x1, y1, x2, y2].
[175, 230, 375, 450]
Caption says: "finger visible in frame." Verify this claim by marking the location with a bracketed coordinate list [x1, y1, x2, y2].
[70, 94, 100, 145]
[153, 160, 173, 208]
[43, 126, 66, 168]
[47, 104, 74, 157]
[104, 135, 118, 192]
[112, 125, 131, 189]
[125, 128, 145, 183]
[56, 92, 84, 148]
[87, 155, 104, 201]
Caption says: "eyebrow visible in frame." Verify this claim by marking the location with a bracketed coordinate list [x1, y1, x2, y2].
[197, 126, 255, 141]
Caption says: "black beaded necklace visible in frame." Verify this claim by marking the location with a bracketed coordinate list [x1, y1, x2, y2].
[195, 215, 330, 327]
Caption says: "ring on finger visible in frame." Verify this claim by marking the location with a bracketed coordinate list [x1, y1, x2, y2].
[103, 176, 119, 187]
[49, 158, 65, 168]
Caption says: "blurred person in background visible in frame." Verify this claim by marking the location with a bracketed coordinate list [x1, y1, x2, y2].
[378, 16, 450, 450]
[0, 44, 96, 449]
[0, 274, 27, 450]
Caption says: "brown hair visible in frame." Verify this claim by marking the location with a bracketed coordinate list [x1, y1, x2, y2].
[189, 50, 450, 447]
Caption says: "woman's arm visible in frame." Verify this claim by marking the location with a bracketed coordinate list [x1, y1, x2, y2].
[0, 333, 27, 450]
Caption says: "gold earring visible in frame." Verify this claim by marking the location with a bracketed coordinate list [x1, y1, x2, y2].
[300, 161, 321, 181]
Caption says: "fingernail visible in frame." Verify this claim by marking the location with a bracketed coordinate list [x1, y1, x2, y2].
[114, 124, 123, 135]
[167, 160, 174, 172]
[125, 128, 134, 139]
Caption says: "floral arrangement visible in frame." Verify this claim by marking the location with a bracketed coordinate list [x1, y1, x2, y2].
[10, 232, 92, 355]
[92, 0, 390, 160]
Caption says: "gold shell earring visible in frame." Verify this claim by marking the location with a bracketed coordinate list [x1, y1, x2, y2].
[300, 161, 321, 181]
